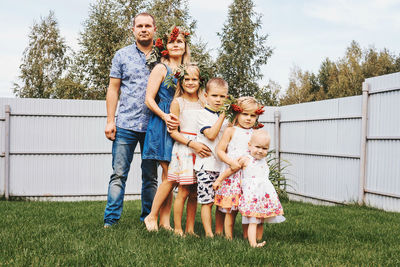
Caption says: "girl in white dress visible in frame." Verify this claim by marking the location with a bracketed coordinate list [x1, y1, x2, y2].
[167, 64, 210, 236]
[214, 129, 285, 247]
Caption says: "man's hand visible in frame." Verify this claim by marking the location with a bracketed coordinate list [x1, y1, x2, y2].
[105, 121, 116, 141]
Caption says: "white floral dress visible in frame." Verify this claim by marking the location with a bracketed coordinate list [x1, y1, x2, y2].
[215, 126, 253, 209]
[239, 154, 285, 223]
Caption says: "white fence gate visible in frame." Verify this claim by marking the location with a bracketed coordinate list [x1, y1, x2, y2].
[1, 72, 399, 211]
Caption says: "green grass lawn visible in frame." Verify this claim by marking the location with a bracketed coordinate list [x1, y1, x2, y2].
[0, 200, 399, 266]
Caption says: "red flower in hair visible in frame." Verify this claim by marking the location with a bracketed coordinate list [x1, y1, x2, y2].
[254, 123, 264, 129]
[161, 50, 169, 56]
[155, 38, 164, 49]
[184, 32, 190, 36]
[255, 106, 265, 115]
[231, 104, 243, 112]
[172, 26, 180, 36]
[174, 72, 181, 79]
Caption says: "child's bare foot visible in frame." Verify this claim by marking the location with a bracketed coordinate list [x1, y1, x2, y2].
[186, 231, 199, 238]
[174, 229, 184, 236]
[144, 216, 158, 232]
[205, 232, 214, 238]
[250, 241, 266, 248]
[160, 224, 173, 231]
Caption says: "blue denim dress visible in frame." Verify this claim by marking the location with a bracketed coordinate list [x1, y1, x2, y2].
[142, 63, 177, 162]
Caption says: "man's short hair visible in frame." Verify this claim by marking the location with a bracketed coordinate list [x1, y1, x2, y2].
[133, 12, 156, 27]
[206, 78, 228, 92]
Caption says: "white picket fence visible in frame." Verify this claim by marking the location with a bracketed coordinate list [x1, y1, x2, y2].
[1, 72, 399, 211]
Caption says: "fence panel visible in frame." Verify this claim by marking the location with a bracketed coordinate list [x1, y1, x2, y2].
[1, 98, 145, 199]
[279, 96, 362, 203]
[364, 73, 400, 212]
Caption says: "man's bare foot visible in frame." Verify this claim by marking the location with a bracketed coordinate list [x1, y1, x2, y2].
[144, 216, 158, 232]
[250, 241, 266, 248]
[174, 229, 184, 236]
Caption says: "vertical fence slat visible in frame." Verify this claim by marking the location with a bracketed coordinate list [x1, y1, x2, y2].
[4, 105, 10, 200]
[359, 82, 369, 205]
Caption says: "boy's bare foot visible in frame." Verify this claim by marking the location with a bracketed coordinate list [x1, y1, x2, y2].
[186, 231, 199, 238]
[144, 216, 158, 232]
[174, 229, 184, 236]
[160, 225, 173, 231]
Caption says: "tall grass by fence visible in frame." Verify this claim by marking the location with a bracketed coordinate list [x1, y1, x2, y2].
[1, 72, 399, 212]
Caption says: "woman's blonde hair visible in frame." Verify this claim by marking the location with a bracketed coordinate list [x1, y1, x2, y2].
[232, 96, 262, 126]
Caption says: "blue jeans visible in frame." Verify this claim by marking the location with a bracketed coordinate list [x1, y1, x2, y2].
[104, 127, 158, 225]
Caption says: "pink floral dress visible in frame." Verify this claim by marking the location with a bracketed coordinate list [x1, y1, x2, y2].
[215, 126, 253, 210]
[239, 155, 284, 221]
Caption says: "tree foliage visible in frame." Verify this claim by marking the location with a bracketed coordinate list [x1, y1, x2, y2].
[216, 0, 273, 98]
[74, 0, 146, 99]
[13, 11, 69, 98]
[281, 41, 400, 105]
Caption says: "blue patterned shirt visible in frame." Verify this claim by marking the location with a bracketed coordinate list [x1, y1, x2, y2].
[110, 43, 152, 132]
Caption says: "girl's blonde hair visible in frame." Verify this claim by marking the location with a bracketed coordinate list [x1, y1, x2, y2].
[232, 96, 262, 126]
[174, 63, 205, 106]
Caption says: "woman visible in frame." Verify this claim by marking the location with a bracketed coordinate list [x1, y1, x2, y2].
[143, 26, 210, 231]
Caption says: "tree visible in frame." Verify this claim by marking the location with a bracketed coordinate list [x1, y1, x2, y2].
[281, 41, 400, 105]
[13, 11, 69, 98]
[74, 0, 146, 99]
[148, 0, 216, 80]
[216, 0, 272, 97]
[254, 80, 281, 106]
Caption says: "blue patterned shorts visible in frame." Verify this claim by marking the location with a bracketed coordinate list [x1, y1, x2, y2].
[195, 166, 219, 204]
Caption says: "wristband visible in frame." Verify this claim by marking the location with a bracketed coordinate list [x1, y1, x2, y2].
[186, 140, 192, 147]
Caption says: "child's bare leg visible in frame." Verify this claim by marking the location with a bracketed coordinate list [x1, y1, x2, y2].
[144, 162, 174, 231]
[242, 223, 249, 239]
[158, 162, 173, 230]
[215, 208, 225, 236]
[256, 222, 264, 241]
[173, 184, 189, 235]
[248, 223, 266, 248]
[201, 203, 214, 237]
[224, 210, 237, 240]
[185, 184, 198, 235]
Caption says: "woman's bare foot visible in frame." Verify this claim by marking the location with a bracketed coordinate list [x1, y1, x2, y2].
[144, 216, 158, 232]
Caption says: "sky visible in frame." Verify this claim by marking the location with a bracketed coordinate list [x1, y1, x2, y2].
[1, 0, 400, 97]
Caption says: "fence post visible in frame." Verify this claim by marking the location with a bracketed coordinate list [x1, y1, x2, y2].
[274, 110, 282, 187]
[4, 105, 10, 200]
[359, 82, 369, 205]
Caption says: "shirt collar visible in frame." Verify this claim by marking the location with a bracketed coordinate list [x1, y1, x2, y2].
[205, 105, 220, 115]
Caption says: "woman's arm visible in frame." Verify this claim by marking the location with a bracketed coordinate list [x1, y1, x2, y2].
[144, 64, 179, 130]
[169, 99, 211, 158]
[216, 127, 240, 171]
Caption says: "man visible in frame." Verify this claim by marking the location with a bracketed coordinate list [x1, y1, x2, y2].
[103, 13, 159, 228]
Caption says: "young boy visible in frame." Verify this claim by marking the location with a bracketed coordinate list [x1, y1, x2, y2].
[194, 78, 229, 237]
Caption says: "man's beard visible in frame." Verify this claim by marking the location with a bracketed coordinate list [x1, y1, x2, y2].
[137, 39, 152, 47]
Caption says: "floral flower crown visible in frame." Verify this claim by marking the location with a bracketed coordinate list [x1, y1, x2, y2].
[219, 95, 265, 128]
[146, 25, 191, 70]
[164, 63, 210, 90]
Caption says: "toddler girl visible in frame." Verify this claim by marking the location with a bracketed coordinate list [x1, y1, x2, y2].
[214, 96, 261, 239]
